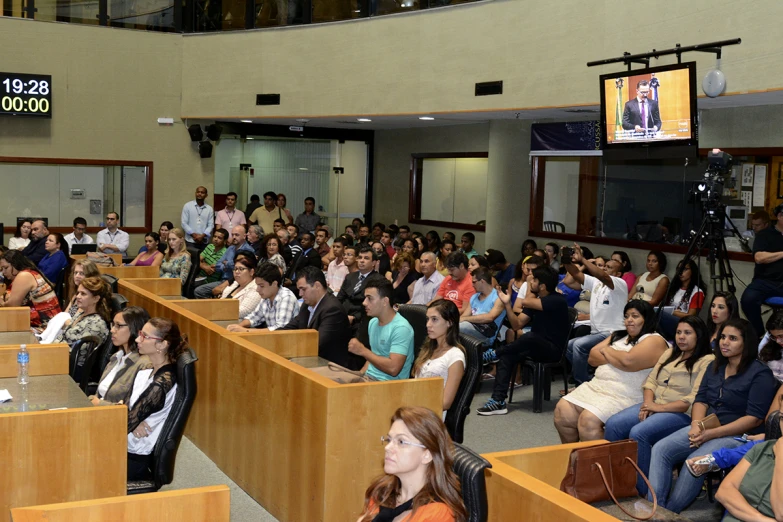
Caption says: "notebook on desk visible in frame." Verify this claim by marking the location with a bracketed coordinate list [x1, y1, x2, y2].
[71, 244, 98, 254]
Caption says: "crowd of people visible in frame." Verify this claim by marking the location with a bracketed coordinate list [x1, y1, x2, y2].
[6, 190, 783, 520]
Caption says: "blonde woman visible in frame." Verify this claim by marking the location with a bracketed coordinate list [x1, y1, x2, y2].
[159, 228, 192, 286]
[65, 259, 101, 315]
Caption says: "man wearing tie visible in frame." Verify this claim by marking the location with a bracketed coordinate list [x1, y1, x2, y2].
[622, 80, 662, 134]
[337, 246, 385, 328]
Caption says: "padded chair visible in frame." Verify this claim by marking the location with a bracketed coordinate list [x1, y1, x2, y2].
[53, 266, 68, 309]
[68, 335, 102, 385]
[181, 250, 201, 298]
[452, 443, 492, 522]
[397, 304, 428, 361]
[110, 293, 129, 317]
[543, 221, 565, 233]
[101, 274, 119, 294]
[82, 336, 117, 395]
[445, 334, 483, 444]
[508, 307, 579, 412]
[127, 348, 199, 494]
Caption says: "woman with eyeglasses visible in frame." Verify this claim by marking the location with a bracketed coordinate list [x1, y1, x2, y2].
[90, 306, 151, 406]
[126, 317, 188, 480]
[356, 406, 467, 522]
[159, 228, 192, 286]
[219, 255, 261, 320]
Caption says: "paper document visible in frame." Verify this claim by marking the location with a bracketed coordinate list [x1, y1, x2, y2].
[0, 390, 12, 403]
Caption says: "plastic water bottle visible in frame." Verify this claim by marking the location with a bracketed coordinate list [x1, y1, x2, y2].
[17, 344, 29, 385]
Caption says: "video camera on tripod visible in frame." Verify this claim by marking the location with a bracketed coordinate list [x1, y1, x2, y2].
[690, 149, 734, 218]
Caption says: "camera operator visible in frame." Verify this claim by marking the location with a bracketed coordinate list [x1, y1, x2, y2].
[561, 243, 628, 387]
[741, 203, 783, 337]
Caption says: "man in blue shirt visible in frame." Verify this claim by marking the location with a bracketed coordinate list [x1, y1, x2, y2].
[347, 278, 414, 381]
[181, 186, 214, 252]
[194, 224, 254, 298]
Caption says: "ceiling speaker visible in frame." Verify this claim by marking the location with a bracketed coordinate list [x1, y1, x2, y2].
[188, 124, 203, 142]
[205, 123, 223, 141]
[198, 141, 213, 159]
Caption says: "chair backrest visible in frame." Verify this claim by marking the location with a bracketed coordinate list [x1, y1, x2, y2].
[68, 335, 102, 384]
[54, 266, 68, 309]
[543, 221, 565, 233]
[81, 336, 118, 393]
[182, 250, 201, 298]
[150, 348, 198, 489]
[445, 334, 482, 444]
[101, 274, 119, 293]
[111, 293, 129, 317]
[396, 304, 428, 362]
[452, 442, 492, 522]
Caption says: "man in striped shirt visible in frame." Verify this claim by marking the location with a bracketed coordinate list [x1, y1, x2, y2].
[194, 228, 228, 285]
[226, 263, 299, 332]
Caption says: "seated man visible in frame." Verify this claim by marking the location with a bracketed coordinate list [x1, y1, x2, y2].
[458, 267, 506, 346]
[96, 212, 129, 256]
[315, 278, 414, 383]
[227, 262, 300, 332]
[279, 266, 358, 369]
[442, 231, 456, 243]
[477, 266, 569, 415]
[741, 203, 783, 337]
[409, 251, 444, 305]
[194, 228, 228, 286]
[431, 252, 475, 314]
[486, 249, 515, 287]
[460, 232, 478, 259]
[64, 217, 94, 253]
[194, 225, 254, 299]
[23, 219, 49, 265]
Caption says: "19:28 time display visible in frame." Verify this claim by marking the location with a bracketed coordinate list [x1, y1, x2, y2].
[0, 72, 52, 118]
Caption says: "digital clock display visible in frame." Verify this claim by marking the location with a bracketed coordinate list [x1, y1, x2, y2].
[0, 72, 52, 118]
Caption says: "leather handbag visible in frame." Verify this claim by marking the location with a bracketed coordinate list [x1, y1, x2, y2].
[560, 440, 657, 520]
[696, 413, 721, 432]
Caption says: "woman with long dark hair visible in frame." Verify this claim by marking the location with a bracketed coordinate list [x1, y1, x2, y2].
[8, 220, 32, 251]
[604, 316, 715, 497]
[631, 250, 670, 306]
[0, 249, 61, 328]
[706, 291, 740, 347]
[413, 300, 465, 415]
[611, 250, 635, 293]
[554, 300, 668, 442]
[648, 318, 777, 513]
[658, 258, 706, 340]
[128, 232, 164, 267]
[356, 406, 467, 522]
[425, 230, 441, 254]
[39, 232, 70, 283]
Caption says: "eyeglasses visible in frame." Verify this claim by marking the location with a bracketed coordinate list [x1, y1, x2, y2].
[110, 322, 128, 330]
[380, 435, 426, 450]
[233, 266, 249, 273]
[138, 331, 163, 342]
[770, 334, 783, 342]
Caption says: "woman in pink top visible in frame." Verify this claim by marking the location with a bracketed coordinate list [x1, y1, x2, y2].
[128, 233, 164, 267]
[612, 250, 636, 292]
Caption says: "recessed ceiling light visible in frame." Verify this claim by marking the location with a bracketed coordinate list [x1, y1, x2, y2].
[419, 116, 435, 121]
[246, 137, 255, 140]
[299, 167, 308, 171]
[357, 118, 372, 122]
[240, 119, 253, 123]
[296, 119, 310, 123]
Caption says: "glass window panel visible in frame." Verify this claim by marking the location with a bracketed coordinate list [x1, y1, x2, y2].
[542, 157, 580, 234]
[373, 0, 418, 16]
[312, 0, 362, 22]
[420, 158, 455, 223]
[453, 157, 488, 226]
[109, 0, 175, 30]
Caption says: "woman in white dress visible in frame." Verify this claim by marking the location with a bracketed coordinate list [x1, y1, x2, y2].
[554, 299, 668, 443]
[630, 250, 670, 306]
[413, 299, 465, 417]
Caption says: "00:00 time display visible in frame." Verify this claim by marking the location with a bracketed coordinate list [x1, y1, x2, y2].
[1, 96, 50, 113]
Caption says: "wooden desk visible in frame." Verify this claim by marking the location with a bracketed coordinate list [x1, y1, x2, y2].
[70, 254, 123, 266]
[0, 331, 36, 345]
[169, 299, 239, 321]
[121, 278, 181, 297]
[98, 266, 159, 279]
[0, 308, 30, 332]
[0, 343, 68, 378]
[0, 376, 126, 522]
[11, 485, 230, 522]
[119, 278, 443, 522]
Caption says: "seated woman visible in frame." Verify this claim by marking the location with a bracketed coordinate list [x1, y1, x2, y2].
[90, 306, 151, 405]
[386, 252, 422, 306]
[658, 258, 706, 340]
[604, 316, 715, 497]
[258, 233, 281, 264]
[8, 220, 32, 251]
[0, 250, 62, 328]
[401, 238, 422, 273]
[630, 250, 669, 306]
[39, 233, 69, 283]
[611, 251, 636, 293]
[553, 300, 668, 443]
[355, 406, 467, 522]
[413, 300, 466, 417]
[544, 242, 560, 271]
[55, 276, 111, 366]
[757, 309, 783, 382]
[138, 221, 173, 254]
[64, 259, 100, 316]
[436, 240, 455, 276]
[648, 318, 777, 513]
[125, 317, 186, 480]
[128, 232, 164, 267]
[706, 291, 740, 349]
[220, 254, 260, 321]
[159, 228, 192, 286]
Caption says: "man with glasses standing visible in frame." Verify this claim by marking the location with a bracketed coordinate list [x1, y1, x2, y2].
[97, 212, 129, 256]
[64, 217, 93, 254]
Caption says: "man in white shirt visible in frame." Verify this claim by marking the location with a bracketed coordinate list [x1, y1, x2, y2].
[63, 217, 94, 253]
[326, 237, 350, 294]
[96, 212, 130, 256]
[562, 243, 628, 386]
[226, 263, 300, 332]
[181, 186, 215, 251]
[214, 191, 246, 231]
[408, 251, 444, 305]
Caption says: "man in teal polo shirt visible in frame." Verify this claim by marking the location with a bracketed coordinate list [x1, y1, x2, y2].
[347, 278, 414, 381]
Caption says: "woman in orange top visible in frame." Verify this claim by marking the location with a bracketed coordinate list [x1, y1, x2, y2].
[0, 249, 62, 328]
[356, 406, 467, 522]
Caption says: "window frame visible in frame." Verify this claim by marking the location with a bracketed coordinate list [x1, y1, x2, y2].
[408, 151, 488, 232]
[0, 156, 153, 235]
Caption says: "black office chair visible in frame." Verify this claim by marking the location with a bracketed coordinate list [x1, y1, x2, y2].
[81, 336, 117, 395]
[397, 304, 428, 361]
[101, 274, 119, 294]
[53, 266, 68, 309]
[508, 308, 578, 412]
[181, 250, 201, 298]
[445, 334, 482, 444]
[453, 442, 491, 522]
[110, 293, 129, 317]
[68, 335, 102, 386]
[127, 348, 198, 494]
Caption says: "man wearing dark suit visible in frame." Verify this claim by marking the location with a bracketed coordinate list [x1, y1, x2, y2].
[285, 232, 321, 282]
[621, 80, 662, 134]
[337, 245, 385, 329]
[23, 220, 49, 265]
[279, 266, 361, 369]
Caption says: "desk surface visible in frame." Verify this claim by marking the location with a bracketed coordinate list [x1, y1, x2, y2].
[289, 356, 330, 369]
[0, 331, 36, 344]
[0, 375, 91, 414]
[213, 320, 234, 328]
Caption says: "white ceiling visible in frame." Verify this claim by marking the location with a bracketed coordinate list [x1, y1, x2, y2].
[221, 89, 783, 131]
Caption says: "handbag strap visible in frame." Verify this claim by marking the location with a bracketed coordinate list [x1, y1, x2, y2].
[593, 457, 657, 521]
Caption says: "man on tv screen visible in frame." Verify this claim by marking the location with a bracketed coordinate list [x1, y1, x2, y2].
[621, 80, 662, 135]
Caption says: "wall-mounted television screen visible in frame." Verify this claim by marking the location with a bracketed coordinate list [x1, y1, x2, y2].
[600, 62, 698, 159]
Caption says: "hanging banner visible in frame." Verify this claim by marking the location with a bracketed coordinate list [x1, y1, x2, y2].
[530, 121, 602, 156]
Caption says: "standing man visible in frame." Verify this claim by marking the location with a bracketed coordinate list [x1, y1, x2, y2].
[96, 212, 129, 256]
[215, 191, 246, 231]
[432, 252, 476, 314]
[194, 228, 229, 286]
[460, 233, 478, 259]
[741, 204, 783, 336]
[227, 262, 300, 333]
[63, 217, 93, 253]
[249, 191, 284, 237]
[244, 194, 262, 221]
[181, 186, 215, 252]
[621, 79, 662, 134]
[295, 197, 321, 234]
[408, 251, 444, 305]
[22, 220, 49, 264]
[326, 237, 350, 294]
